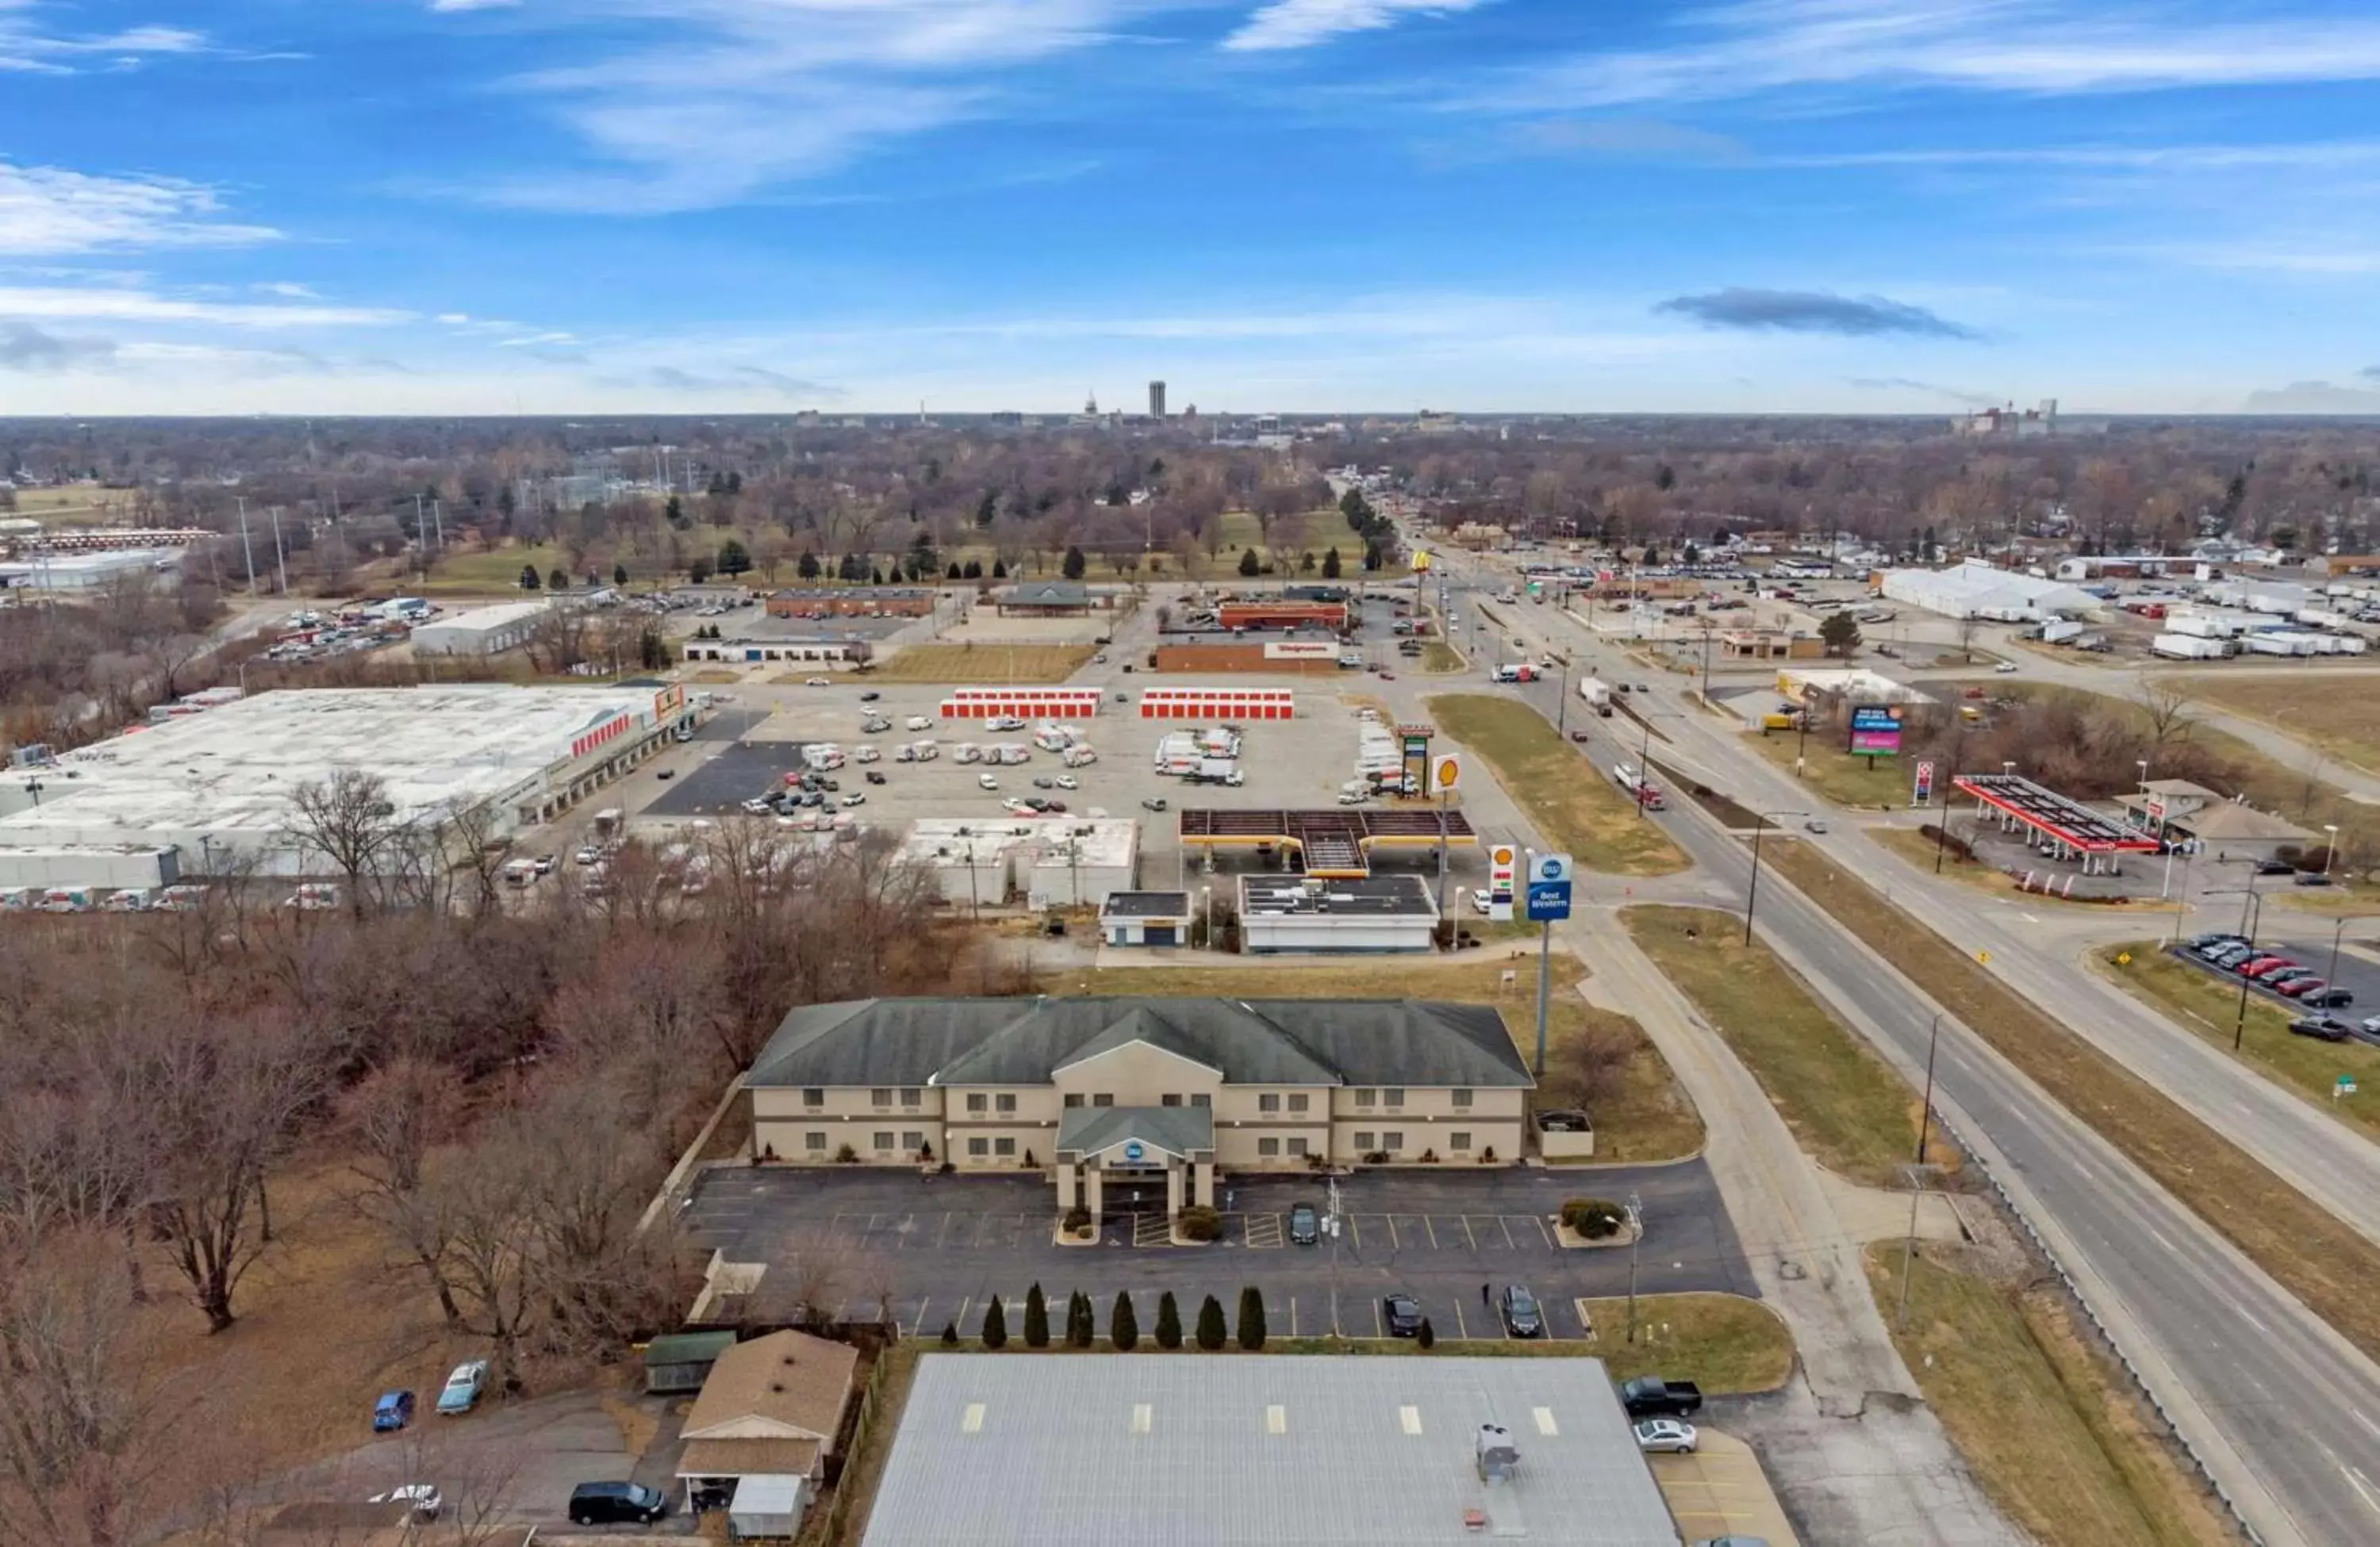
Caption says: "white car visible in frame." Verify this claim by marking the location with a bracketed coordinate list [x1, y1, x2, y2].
[853, 746, 882, 763]
[1633, 1418, 1698, 1454]
[1994, 662, 2020, 674]
[978, 773, 1000, 790]
[805, 676, 831, 686]
[1054, 774, 1078, 789]
[1468, 890, 1491, 916]
[574, 846, 602, 866]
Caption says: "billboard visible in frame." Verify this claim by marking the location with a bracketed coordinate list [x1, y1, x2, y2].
[651, 682, 686, 724]
[1848, 703, 1903, 757]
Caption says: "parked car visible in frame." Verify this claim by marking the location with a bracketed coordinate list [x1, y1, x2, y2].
[2296, 871, 2334, 887]
[1570, 728, 1592, 742]
[1288, 1203, 1320, 1246]
[1383, 1292, 1424, 1338]
[1618, 1376, 1704, 1419]
[1634, 1418, 1700, 1454]
[2256, 859, 2297, 876]
[2303, 986, 2355, 1008]
[1141, 797, 1168, 812]
[655, 768, 674, 780]
[2242, 957, 2301, 980]
[841, 792, 866, 807]
[1033, 776, 1056, 789]
[804, 677, 831, 687]
[371, 1389, 416, 1432]
[568, 1481, 669, 1526]
[1994, 662, 2020, 674]
[2190, 933, 2248, 951]
[866, 770, 888, 785]
[1499, 1284, 1544, 1338]
[2291, 1016, 2353, 1042]
[2274, 976, 2329, 998]
[1055, 774, 1078, 789]
[858, 689, 881, 701]
[436, 1360, 489, 1416]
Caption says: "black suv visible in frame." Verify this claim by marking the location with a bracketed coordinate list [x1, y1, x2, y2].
[569, 1481, 667, 1526]
[1383, 1292, 1424, 1338]
[1288, 1203, 1320, 1246]
[1500, 1284, 1545, 1338]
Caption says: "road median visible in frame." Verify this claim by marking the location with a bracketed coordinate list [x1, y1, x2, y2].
[1768, 841, 2380, 1370]
[1429, 693, 1689, 877]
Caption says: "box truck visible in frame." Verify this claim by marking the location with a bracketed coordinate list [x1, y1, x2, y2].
[1577, 678, 1613, 715]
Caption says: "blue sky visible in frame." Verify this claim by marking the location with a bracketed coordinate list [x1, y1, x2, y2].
[4, 0, 2380, 414]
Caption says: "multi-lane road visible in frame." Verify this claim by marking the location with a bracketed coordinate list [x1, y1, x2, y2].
[1406, 550, 2380, 1547]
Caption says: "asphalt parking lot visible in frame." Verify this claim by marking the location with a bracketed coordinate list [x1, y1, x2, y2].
[2169, 938, 2380, 1034]
[681, 1164, 1751, 1342]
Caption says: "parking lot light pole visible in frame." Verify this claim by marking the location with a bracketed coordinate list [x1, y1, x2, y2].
[2207, 882, 2269, 1051]
[1624, 1192, 1644, 1343]
[2325, 824, 2341, 877]
[1744, 812, 1805, 946]
[2328, 917, 2351, 998]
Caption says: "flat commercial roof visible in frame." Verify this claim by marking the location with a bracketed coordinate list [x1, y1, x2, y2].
[1101, 890, 1191, 919]
[1952, 772, 2159, 853]
[861, 1355, 1680, 1547]
[1241, 874, 1438, 918]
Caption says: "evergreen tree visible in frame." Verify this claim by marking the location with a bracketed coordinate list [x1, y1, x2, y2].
[797, 551, 821, 580]
[909, 528, 938, 578]
[992, 559, 1009, 579]
[727, 470, 743, 494]
[963, 559, 983, 579]
[1155, 1292, 1182, 1349]
[688, 559, 712, 585]
[946, 561, 963, 580]
[1236, 1285, 1267, 1350]
[941, 1321, 959, 1347]
[665, 494, 685, 525]
[612, 562, 629, 586]
[716, 538, 752, 575]
[1069, 1291, 1096, 1349]
[977, 489, 999, 528]
[548, 566, 569, 590]
[1024, 1283, 1050, 1348]
[519, 564, 541, 591]
[869, 566, 885, 585]
[1363, 543, 1384, 572]
[1062, 544, 1088, 579]
[1417, 1319, 1435, 1349]
[1195, 1294, 1228, 1351]
[1322, 547, 1342, 578]
[1111, 1292, 1139, 1351]
[981, 1295, 1008, 1349]
[1238, 547, 1261, 577]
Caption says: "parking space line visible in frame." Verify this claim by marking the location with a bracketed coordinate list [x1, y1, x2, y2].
[935, 1212, 955, 1250]
[1423, 1215, 1439, 1249]
[909, 1298, 931, 1336]
[954, 1295, 973, 1334]
[1347, 1215, 1362, 1250]
[1388, 1215, 1405, 1248]
[1496, 1215, 1516, 1250]
[1461, 1215, 1478, 1252]
[1453, 1302, 1469, 1339]
[1529, 1214, 1554, 1250]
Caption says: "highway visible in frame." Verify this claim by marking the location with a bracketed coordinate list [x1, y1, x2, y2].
[1414, 551, 2380, 1547]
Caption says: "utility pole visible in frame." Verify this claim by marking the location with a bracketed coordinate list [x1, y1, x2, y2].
[236, 497, 258, 596]
[269, 505, 289, 595]
[1914, 1014, 1940, 1162]
[1625, 1192, 1644, 1342]
[1896, 1164, 1936, 1328]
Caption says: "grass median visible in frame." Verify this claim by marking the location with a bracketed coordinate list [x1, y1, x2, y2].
[1768, 841, 2380, 1371]
[1622, 905, 1934, 1186]
[1868, 1244, 2236, 1547]
[1429, 694, 1689, 877]
[1058, 958, 1704, 1164]
[2096, 942, 2380, 1135]
[868, 643, 1097, 683]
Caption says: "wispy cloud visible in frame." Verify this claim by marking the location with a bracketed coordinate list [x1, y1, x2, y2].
[1226, 0, 1488, 52]
[1847, 374, 1996, 405]
[2363, 366, 2380, 382]
[1656, 287, 1981, 340]
[0, 284, 408, 328]
[1489, 1, 2380, 113]
[0, 5, 207, 74]
[2243, 379, 2380, 413]
[618, 363, 843, 399]
[0, 320, 116, 370]
[437, 1, 1141, 211]
[0, 159, 280, 255]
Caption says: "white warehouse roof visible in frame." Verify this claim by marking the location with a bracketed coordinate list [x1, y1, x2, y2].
[1879, 559, 2095, 621]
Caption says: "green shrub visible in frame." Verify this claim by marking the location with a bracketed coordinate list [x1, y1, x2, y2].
[1062, 1205, 1092, 1234]
[1417, 1318, 1435, 1349]
[1236, 1285, 1268, 1350]
[981, 1295, 1008, 1349]
[1023, 1283, 1050, 1348]
[1155, 1292, 1183, 1349]
[940, 1320, 958, 1347]
[1196, 1294, 1228, 1350]
[1560, 1197, 1629, 1239]
[1177, 1204, 1221, 1242]
[1111, 1292, 1139, 1351]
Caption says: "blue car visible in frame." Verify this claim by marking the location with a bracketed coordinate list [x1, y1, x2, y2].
[372, 1390, 416, 1432]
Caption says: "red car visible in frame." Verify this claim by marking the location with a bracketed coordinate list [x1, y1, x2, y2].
[2240, 957, 2297, 979]
[2274, 977, 2328, 999]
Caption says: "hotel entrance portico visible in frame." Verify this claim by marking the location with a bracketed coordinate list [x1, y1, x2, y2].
[1054, 1107, 1216, 1220]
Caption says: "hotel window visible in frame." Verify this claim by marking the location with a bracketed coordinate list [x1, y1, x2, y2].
[968, 1138, 989, 1157]
[1259, 1137, 1281, 1157]
[901, 1089, 921, 1110]
[1384, 1088, 1406, 1108]
[1288, 1138, 1309, 1157]
[966, 1093, 988, 1114]
[902, 1131, 923, 1152]
[1093, 1093, 1115, 1107]
[1354, 1089, 1376, 1108]
[804, 1131, 826, 1153]
[801, 1088, 824, 1110]
[1162, 1094, 1182, 1107]
[1382, 1132, 1404, 1152]
[1354, 1132, 1376, 1151]
[1450, 1088, 1473, 1110]
[1064, 1093, 1084, 1107]
[870, 1088, 892, 1108]
[1288, 1093, 1309, 1114]
[994, 1137, 1017, 1157]
[1449, 1131, 1472, 1152]
[872, 1131, 894, 1151]
[996, 1093, 1017, 1114]
[1191, 1093, 1211, 1108]
[1259, 1093, 1280, 1114]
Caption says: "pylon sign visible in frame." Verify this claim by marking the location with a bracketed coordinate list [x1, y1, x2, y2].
[1433, 754, 1461, 793]
[1488, 843, 1517, 922]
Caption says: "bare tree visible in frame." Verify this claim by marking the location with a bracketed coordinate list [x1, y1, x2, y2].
[2136, 682, 2198, 750]
[282, 768, 404, 919]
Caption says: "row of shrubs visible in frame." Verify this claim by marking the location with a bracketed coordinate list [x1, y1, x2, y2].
[943, 1283, 1442, 1352]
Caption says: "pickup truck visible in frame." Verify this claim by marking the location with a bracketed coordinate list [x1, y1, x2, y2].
[1617, 1376, 1703, 1420]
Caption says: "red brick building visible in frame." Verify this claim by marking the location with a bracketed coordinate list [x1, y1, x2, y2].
[1215, 600, 1349, 631]
[766, 586, 936, 619]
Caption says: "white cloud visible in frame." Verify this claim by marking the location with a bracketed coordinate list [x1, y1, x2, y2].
[2242, 380, 2380, 413]
[1226, 0, 1486, 52]
[1491, 0, 2380, 111]
[0, 6, 207, 73]
[497, 330, 579, 346]
[0, 159, 279, 255]
[433, 1, 1142, 210]
[0, 285, 409, 328]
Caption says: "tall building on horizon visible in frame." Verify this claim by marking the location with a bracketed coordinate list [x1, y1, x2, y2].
[1149, 380, 1167, 418]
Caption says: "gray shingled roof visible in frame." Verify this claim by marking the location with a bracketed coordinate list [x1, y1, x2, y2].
[860, 1355, 1681, 1547]
[745, 997, 1530, 1092]
[1055, 1104, 1215, 1158]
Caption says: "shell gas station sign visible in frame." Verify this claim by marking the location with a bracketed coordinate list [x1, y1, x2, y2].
[1488, 843, 1517, 922]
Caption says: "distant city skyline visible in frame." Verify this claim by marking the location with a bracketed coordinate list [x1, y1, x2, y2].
[4, 1, 2380, 415]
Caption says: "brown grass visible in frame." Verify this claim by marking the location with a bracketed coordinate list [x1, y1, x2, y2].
[2168, 670, 2380, 780]
[1768, 841, 2380, 1372]
[1057, 958, 1705, 1163]
[1868, 1244, 2236, 1547]
[1428, 693, 1690, 877]
[866, 643, 1096, 683]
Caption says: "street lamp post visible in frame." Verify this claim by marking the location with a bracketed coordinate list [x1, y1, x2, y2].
[1933, 711, 1971, 874]
[2208, 881, 2270, 1052]
[1745, 810, 1806, 946]
[2324, 824, 2341, 877]
[2327, 916, 2351, 997]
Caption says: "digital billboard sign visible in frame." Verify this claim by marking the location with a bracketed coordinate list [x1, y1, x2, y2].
[1848, 704, 1903, 757]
